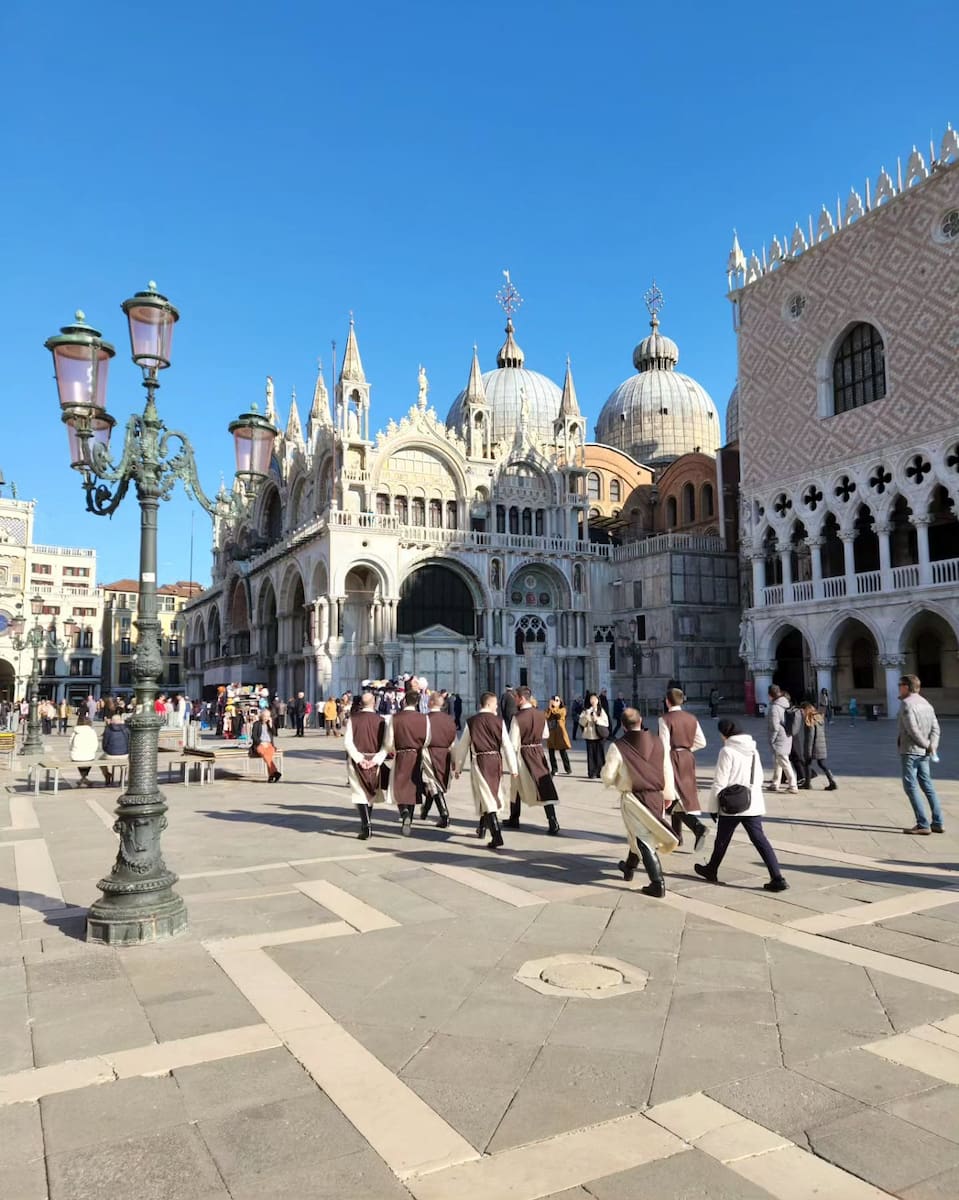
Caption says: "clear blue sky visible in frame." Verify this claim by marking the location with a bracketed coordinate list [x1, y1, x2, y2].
[2, 0, 953, 587]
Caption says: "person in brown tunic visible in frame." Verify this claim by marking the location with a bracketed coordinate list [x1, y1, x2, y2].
[659, 687, 710, 852]
[343, 691, 388, 840]
[507, 688, 560, 835]
[601, 708, 678, 896]
[420, 693, 456, 828]
[452, 692, 518, 849]
[384, 689, 430, 836]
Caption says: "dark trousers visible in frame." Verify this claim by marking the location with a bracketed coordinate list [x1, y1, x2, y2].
[706, 815, 783, 879]
[804, 757, 835, 785]
[789, 749, 806, 784]
[295, 715, 305, 736]
[548, 747, 571, 774]
[586, 738, 606, 778]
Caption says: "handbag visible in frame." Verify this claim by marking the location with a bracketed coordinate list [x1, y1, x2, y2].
[717, 753, 755, 815]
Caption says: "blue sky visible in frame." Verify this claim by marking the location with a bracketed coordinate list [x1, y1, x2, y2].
[2, 0, 953, 586]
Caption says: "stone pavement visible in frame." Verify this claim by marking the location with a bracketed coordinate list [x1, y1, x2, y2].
[1, 716, 958, 1199]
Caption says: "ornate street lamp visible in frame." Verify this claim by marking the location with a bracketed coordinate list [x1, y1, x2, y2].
[45, 283, 277, 945]
[615, 618, 658, 715]
[11, 599, 76, 754]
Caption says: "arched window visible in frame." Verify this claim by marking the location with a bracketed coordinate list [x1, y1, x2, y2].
[375, 493, 390, 516]
[445, 500, 457, 529]
[411, 497, 425, 526]
[609, 479, 621, 502]
[682, 482, 696, 524]
[428, 499, 442, 527]
[535, 509, 544, 536]
[833, 323, 886, 414]
[665, 496, 677, 527]
[496, 504, 506, 533]
[701, 483, 714, 518]
[509, 506, 519, 534]
[521, 508, 532, 535]
[587, 472, 601, 500]
[398, 565, 474, 636]
[395, 496, 408, 524]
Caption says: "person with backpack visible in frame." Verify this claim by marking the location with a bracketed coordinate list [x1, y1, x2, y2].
[766, 685, 798, 793]
[798, 702, 836, 790]
[695, 720, 789, 892]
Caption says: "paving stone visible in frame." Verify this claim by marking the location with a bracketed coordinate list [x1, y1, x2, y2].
[705, 1066, 864, 1142]
[339, 1020, 434, 1072]
[46, 1124, 229, 1200]
[585, 1147, 778, 1199]
[198, 1093, 368, 1183]
[225, 1147, 419, 1198]
[438, 970, 567, 1046]
[41, 1074, 189, 1154]
[807, 1107, 959, 1192]
[406, 1075, 518, 1149]
[25, 951, 125, 992]
[884, 1084, 959, 1144]
[400, 1032, 540, 1090]
[487, 1043, 655, 1151]
[0, 993, 33, 1073]
[0, 1159, 48, 1200]
[546, 982, 673, 1053]
[29, 979, 156, 1067]
[172, 1047, 317, 1120]
[518, 901, 614, 949]
[0, 1099, 43, 1167]
[900, 1164, 959, 1198]
[830, 925, 959, 972]
[865, 968, 959, 1033]
[793, 1046, 943, 1104]
[881, 913, 959, 944]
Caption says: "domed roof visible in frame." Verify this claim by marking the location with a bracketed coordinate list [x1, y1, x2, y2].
[725, 381, 739, 444]
[446, 317, 563, 444]
[594, 289, 720, 465]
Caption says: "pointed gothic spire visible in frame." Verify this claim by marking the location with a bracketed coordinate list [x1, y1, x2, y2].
[464, 345, 487, 405]
[285, 387, 303, 443]
[339, 315, 366, 383]
[310, 358, 332, 429]
[559, 356, 580, 417]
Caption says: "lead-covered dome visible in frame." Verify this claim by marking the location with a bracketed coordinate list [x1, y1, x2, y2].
[446, 318, 563, 444]
[595, 307, 720, 466]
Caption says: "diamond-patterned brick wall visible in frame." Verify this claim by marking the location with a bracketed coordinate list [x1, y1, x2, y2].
[738, 163, 959, 492]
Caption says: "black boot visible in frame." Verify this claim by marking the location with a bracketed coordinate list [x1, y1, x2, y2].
[504, 799, 521, 830]
[420, 795, 434, 821]
[476, 812, 487, 839]
[487, 813, 504, 849]
[545, 804, 561, 836]
[618, 851, 640, 881]
[670, 811, 684, 847]
[434, 792, 450, 829]
[637, 841, 666, 898]
[357, 804, 372, 840]
[401, 805, 414, 836]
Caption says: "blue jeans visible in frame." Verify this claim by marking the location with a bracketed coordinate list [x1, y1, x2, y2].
[901, 754, 943, 829]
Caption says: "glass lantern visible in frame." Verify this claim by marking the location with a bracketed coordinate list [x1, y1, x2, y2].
[121, 282, 179, 370]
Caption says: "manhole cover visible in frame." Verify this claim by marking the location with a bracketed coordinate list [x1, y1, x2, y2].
[515, 954, 647, 1000]
[540, 962, 624, 991]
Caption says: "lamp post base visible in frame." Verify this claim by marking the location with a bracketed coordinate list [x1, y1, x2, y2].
[86, 889, 188, 945]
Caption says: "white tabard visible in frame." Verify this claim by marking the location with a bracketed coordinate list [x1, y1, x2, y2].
[601, 742, 679, 857]
[344, 713, 390, 806]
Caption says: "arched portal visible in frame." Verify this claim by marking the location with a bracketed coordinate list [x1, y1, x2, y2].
[257, 581, 279, 693]
[833, 617, 881, 710]
[397, 562, 477, 706]
[229, 581, 250, 657]
[900, 609, 959, 712]
[0, 657, 15, 703]
[773, 625, 812, 703]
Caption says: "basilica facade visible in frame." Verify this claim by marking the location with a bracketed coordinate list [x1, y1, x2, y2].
[183, 286, 741, 714]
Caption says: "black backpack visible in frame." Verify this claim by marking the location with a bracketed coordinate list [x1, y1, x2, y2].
[782, 706, 802, 739]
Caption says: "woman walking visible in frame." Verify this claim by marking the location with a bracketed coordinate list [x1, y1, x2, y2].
[799, 702, 836, 790]
[694, 719, 789, 892]
[546, 695, 572, 775]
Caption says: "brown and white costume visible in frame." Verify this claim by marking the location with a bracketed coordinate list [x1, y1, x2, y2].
[510, 707, 559, 808]
[384, 708, 430, 810]
[659, 707, 706, 813]
[422, 710, 457, 798]
[452, 711, 518, 817]
[602, 732, 679, 859]
[344, 710, 389, 806]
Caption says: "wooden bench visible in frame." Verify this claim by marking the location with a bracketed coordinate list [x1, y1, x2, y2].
[0, 732, 16, 770]
[183, 745, 284, 782]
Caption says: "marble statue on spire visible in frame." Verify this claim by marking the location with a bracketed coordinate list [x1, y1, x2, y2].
[265, 375, 277, 423]
[417, 364, 429, 410]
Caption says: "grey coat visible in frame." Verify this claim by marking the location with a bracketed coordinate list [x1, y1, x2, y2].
[897, 693, 941, 757]
[801, 719, 828, 763]
[767, 696, 791, 754]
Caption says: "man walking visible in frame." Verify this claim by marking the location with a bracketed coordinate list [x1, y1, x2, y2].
[898, 674, 944, 835]
[421, 692, 456, 828]
[767, 685, 798, 793]
[385, 687, 429, 836]
[611, 693, 626, 738]
[507, 687, 560, 835]
[602, 708, 678, 896]
[499, 685, 517, 729]
[292, 691, 307, 737]
[453, 692, 518, 850]
[344, 691, 389, 840]
[659, 687, 711, 851]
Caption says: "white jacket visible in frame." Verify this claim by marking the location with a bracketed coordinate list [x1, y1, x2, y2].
[703, 734, 765, 817]
[69, 724, 99, 763]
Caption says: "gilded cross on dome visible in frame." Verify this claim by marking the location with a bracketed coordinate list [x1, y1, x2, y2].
[644, 281, 665, 323]
[496, 269, 524, 319]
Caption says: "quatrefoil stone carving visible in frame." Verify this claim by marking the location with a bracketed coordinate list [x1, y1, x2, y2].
[906, 455, 932, 485]
[869, 466, 892, 494]
[774, 493, 792, 517]
[835, 476, 857, 502]
[803, 485, 824, 511]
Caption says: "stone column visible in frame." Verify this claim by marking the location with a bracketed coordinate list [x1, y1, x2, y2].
[914, 516, 932, 586]
[807, 537, 824, 600]
[875, 523, 892, 592]
[750, 660, 776, 711]
[335, 596, 346, 639]
[778, 541, 792, 601]
[751, 553, 766, 607]
[880, 655, 906, 720]
[813, 659, 836, 704]
[840, 532, 856, 597]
